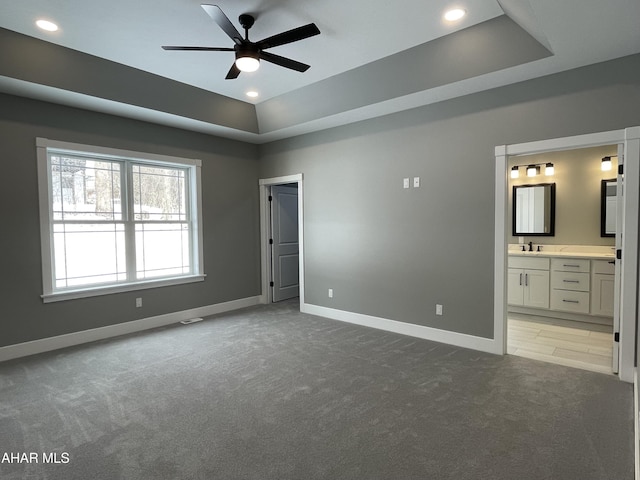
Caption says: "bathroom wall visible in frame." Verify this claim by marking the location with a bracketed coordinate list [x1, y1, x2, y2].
[508, 145, 618, 246]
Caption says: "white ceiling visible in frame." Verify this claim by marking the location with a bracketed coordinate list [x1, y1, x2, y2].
[1, 0, 508, 102]
[1, 0, 639, 142]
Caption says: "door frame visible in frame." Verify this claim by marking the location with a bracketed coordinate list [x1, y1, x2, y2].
[258, 174, 304, 306]
[494, 127, 640, 383]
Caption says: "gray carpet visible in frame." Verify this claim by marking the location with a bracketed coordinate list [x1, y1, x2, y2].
[0, 300, 634, 479]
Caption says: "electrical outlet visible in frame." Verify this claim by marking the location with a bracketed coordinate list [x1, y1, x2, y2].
[136, 297, 142, 308]
[403, 178, 410, 189]
[436, 304, 443, 316]
[328, 288, 333, 298]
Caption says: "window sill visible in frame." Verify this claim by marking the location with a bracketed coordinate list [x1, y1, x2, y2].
[41, 274, 206, 303]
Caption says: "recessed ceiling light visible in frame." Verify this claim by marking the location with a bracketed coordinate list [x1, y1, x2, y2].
[246, 91, 259, 98]
[444, 8, 466, 21]
[36, 19, 59, 32]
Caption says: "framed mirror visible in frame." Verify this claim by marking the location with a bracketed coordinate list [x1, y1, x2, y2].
[601, 178, 616, 237]
[512, 183, 556, 236]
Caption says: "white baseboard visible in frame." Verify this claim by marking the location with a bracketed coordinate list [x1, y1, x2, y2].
[301, 303, 501, 355]
[0, 296, 261, 363]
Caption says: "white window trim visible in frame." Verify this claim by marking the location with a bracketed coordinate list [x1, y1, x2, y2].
[36, 138, 205, 303]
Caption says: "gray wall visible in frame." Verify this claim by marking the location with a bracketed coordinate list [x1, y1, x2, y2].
[0, 93, 261, 348]
[258, 54, 640, 340]
[2, 54, 639, 349]
[0, 28, 258, 134]
[508, 145, 618, 246]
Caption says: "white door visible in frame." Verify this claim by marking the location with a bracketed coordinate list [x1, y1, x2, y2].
[611, 145, 624, 373]
[270, 184, 299, 302]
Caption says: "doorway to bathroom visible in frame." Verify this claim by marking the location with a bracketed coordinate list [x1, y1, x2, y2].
[506, 145, 618, 374]
[494, 127, 640, 382]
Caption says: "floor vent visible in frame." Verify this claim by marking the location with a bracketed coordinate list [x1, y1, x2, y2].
[180, 317, 204, 325]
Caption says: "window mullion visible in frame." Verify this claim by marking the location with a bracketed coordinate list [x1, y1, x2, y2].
[123, 161, 137, 281]
[186, 170, 195, 274]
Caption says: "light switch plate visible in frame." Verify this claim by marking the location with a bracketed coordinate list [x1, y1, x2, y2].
[413, 177, 420, 188]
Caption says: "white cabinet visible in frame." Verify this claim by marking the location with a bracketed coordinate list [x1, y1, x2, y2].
[507, 254, 615, 319]
[550, 258, 590, 314]
[508, 257, 550, 309]
[591, 260, 615, 316]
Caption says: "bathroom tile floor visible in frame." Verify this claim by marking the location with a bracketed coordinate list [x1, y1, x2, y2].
[507, 314, 613, 375]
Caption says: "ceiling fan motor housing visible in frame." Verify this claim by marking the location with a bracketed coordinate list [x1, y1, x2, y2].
[235, 43, 260, 60]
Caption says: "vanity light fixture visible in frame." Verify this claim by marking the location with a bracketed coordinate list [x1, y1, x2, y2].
[601, 156, 612, 171]
[545, 162, 555, 176]
[511, 162, 555, 179]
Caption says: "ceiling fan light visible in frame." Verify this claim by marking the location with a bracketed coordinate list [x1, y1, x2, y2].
[236, 56, 260, 73]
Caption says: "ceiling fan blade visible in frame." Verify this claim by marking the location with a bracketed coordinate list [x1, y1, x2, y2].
[201, 4, 243, 45]
[225, 63, 241, 80]
[162, 46, 235, 51]
[259, 51, 310, 72]
[255, 23, 320, 50]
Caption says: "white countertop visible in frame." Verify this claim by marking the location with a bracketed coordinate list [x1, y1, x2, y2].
[509, 251, 614, 260]
[508, 244, 615, 260]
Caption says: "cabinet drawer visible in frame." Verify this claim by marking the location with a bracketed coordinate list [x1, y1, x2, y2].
[592, 259, 615, 275]
[551, 271, 590, 292]
[550, 289, 590, 314]
[508, 256, 549, 270]
[551, 258, 590, 273]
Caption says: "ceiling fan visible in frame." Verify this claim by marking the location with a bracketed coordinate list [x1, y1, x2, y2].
[162, 4, 321, 79]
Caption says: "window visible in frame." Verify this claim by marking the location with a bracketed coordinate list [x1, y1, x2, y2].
[37, 138, 204, 302]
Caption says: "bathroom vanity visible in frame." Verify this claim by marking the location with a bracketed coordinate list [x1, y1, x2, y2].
[507, 246, 615, 324]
